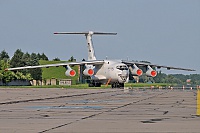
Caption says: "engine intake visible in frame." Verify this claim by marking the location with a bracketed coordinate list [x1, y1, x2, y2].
[65, 66, 76, 77]
[146, 65, 157, 77]
[129, 64, 143, 76]
[83, 68, 94, 76]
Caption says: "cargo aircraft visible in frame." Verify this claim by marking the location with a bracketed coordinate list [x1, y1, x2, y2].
[6, 31, 195, 88]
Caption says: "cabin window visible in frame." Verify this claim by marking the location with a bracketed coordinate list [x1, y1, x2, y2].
[116, 65, 128, 70]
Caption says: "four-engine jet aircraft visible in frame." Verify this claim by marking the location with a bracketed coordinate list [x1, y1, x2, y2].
[6, 31, 195, 88]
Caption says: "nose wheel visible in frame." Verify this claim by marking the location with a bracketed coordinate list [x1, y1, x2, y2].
[111, 82, 124, 88]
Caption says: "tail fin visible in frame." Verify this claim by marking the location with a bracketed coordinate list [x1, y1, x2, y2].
[54, 31, 117, 61]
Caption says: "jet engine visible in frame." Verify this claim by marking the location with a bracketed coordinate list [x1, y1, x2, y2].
[146, 65, 157, 77]
[83, 68, 94, 76]
[129, 64, 143, 76]
[65, 66, 76, 77]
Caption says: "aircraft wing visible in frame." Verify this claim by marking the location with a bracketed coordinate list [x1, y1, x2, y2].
[5, 60, 105, 71]
[122, 60, 195, 71]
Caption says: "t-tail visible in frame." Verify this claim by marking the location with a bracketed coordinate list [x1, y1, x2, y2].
[54, 31, 117, 61]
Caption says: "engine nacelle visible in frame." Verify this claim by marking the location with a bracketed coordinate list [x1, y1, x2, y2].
[129, 64, 143, 76]
[146, 66, 157, 77]
[83, 68, 94, 76]
[65, 66, 76, 77]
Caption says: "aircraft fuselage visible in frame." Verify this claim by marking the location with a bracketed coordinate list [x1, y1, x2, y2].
[92, 60, 129, 85]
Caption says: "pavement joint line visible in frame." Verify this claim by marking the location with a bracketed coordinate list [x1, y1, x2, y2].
[0, 90, 118, 105]
[38, 90, 169, 133]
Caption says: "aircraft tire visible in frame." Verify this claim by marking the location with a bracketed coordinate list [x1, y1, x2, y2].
[111, 83, 114, 88]
[119, 83, 124, 88]
[88, 83, 94, 87]
[112, 82, 124, 88]
[89, 82, 101, 87]
[111, 83, 117, 88]
[95, 82, 101, 87]
[111, 84, 114, 88]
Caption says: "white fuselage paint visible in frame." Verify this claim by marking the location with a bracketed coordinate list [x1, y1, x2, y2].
[91, 60, 129, 84]
[86, 31, 96, 61]
[84, 32, 129, 84]
[55, 31, 129, 85]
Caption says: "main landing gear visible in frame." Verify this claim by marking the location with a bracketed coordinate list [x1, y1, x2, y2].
[111, 82, 124, 88]
[88, 80, 124, 88]
[88, 81, 101, 87]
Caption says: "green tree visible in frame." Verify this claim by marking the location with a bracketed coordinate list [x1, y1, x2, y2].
[22, 52, 31, 64]
[0, 50, 9, 61]
[28, 53, 42, 80]
[37, 53, 41, 60]
[164, 75, 181, 84]
[13, 71, 32, 80]
[40, 53, 48, 60]
[0, 60, 14, 85]
[154, 71, 167, 83]
[53, 57, 60, 61]
[22, 52, 31, 75]
[68, 56, 76, 62]
[171, 74, 187, 83]
[10, 49, 25, 68]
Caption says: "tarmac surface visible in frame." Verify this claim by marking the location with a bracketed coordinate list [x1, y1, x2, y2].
[0, 87, 199, 133]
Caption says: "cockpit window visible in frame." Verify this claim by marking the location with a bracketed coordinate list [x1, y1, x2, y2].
[116, 65, 128, 70]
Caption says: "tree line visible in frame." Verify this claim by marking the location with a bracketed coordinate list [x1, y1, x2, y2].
[0, 49, 71, 85]
[154, 72, 200, 85]
[0, 49, 48, 84]
[0, 49, 199, 85]
[131, 71, 200, 85]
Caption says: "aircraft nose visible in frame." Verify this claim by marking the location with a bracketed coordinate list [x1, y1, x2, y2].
[122, 70, 128, 76]
[119, 70, 129, 82]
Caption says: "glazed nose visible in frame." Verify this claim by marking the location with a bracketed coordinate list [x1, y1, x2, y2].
[122, 70, 128, 76]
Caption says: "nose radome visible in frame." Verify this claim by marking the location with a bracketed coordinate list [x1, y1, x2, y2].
[121, 70, 129, 82]
[122, 70, 128, 76]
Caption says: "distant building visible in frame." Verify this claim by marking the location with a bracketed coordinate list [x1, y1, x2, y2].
[186, 79, 191, 83]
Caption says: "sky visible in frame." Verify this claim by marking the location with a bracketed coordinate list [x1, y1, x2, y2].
[0, 0, 199, 74]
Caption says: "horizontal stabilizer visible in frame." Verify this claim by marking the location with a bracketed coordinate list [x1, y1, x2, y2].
[54, 31, 117, 35]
